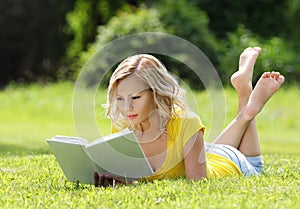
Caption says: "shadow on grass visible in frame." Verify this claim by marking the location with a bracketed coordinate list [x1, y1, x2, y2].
[0, 143, 51, 156]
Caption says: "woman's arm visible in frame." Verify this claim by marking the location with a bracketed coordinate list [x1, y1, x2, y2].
[183, 131, 206, 180]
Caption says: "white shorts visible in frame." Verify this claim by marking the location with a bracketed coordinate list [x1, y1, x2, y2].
[205, 142, 264, 176]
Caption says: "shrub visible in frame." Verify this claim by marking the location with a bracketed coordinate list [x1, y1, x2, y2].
[78, 2, 222, 90]
[75, 6, 166, 86]
[218, 25, 298, 85]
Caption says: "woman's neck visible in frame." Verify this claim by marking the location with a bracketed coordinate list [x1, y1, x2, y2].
[138, 112, 167, 143]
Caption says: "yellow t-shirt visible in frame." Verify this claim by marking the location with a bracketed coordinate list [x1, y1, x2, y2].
[112, 112, 242, 180]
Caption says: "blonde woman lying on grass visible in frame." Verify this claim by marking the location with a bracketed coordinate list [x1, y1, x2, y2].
[94, 47, 285, 187]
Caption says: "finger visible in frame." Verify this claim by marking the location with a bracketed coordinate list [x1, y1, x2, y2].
[100, 174, 114, 188]
[102, 174, 125, 183]
[94, 172, 100, 187]
[99, 174, 106, 187]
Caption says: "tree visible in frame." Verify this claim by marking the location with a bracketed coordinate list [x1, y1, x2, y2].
[65, 0, 142, 72]
[0, 0, 74, 86]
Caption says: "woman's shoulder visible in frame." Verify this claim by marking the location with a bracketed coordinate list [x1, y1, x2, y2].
[169, 110, 203, 127]
[168, 110, 205, 135]
[172, 109, 201, 120]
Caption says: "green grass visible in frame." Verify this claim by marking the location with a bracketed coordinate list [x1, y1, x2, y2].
[0, 82, 299, 208]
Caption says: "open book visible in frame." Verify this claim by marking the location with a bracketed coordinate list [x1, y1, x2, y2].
[46, 128, 154, 184]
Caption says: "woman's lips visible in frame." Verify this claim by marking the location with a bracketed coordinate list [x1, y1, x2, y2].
[127, 114, 138, 120]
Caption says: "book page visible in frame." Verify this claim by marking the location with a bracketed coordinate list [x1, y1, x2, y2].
[86, 128, 132, 147]
[51, 135, 89, 145]
[85, 130, 154, 179]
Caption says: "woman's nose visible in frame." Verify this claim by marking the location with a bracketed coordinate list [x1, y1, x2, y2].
[124, 99, 133, 111]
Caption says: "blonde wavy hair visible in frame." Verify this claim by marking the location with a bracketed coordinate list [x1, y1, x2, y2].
[105, 54, 187, 131]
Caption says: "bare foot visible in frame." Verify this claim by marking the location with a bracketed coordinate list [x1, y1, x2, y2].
[231, 47, 261, 98]
[244, 71, 285, 121]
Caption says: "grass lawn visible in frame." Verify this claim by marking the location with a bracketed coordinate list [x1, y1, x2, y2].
[0, 82, 299, 208]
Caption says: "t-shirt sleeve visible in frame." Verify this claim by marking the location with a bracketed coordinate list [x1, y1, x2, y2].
[180, 114, 205, 148]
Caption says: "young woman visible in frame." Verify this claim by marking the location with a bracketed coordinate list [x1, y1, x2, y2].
[94, 47, 285, 187]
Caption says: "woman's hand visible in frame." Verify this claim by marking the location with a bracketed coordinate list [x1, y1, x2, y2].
[93, 172, 133, 188]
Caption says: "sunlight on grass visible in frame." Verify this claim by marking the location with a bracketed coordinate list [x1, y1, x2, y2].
[1, 154, 299, 208]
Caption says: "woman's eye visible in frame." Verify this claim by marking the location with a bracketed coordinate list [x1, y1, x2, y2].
[131, 96, 141, 100]
[116, 97, 124, 101]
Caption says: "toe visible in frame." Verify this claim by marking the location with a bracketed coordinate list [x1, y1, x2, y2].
[277, 75, 285, 84]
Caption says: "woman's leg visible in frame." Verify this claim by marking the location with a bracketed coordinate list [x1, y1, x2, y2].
[212, 47, 260, 149]
[230, 47, 261, 156]
[213, 72, 285, 153]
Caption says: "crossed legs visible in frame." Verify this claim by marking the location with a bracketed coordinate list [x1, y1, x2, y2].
[213, 47, 285, 157]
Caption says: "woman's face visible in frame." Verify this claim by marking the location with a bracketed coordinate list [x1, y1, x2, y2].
[116, 75, 156, 131]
